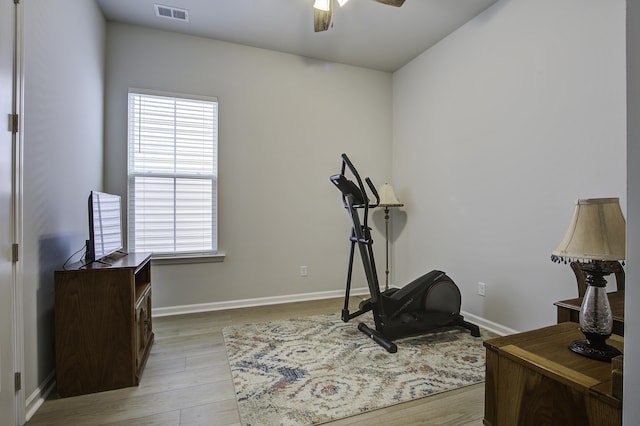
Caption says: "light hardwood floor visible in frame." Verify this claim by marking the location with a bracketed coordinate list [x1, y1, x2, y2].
[26, 298, 486, 426]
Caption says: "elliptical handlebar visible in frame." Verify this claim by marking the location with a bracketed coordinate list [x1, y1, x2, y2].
[338, 153, 380, 209]
[364, 177, 380, 208]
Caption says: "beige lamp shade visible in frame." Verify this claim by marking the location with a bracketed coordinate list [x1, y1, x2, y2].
[378, 183, 404, 207]
[552, 198, 626, 263]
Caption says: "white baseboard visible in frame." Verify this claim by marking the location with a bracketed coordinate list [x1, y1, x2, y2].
[25, 370, 56, 422]
[152, 289, 517, 337]
[460, 310, 519, 336]
[152, 287, 372, 317]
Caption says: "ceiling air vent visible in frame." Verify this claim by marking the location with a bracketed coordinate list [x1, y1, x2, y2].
[154, 4, 189, 22]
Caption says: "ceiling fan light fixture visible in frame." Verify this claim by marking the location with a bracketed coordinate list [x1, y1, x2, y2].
[313, 0, 331, 11]
[313, 0, 404, 32]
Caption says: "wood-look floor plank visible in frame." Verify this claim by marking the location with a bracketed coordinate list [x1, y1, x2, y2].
[179, 399, 241, 426]
[99, 410, 181, 426]
[27, 297, 485, 426]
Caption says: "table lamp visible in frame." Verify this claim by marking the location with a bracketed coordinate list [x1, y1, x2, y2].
[551, 198, 625, 361]
[378, 183, 403, 291]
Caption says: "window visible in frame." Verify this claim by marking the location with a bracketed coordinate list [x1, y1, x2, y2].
[127, 89, 218, 258]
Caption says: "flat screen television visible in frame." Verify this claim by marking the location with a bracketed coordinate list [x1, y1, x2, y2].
[86, 190, 124, 264]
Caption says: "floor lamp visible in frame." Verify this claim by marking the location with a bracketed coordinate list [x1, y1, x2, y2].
[378, 183, 403, 291]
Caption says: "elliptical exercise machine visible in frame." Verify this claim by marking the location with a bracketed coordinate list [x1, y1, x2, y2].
[330, 153, 480, 353]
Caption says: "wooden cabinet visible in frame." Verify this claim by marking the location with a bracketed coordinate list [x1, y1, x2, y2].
[483, 322, 622, 426]
[54, 252, 154, 397]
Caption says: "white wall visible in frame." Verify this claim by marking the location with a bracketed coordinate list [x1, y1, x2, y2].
[22, 0, 105, 410]
[625, 0, 639, 422]
[104, 23, 393, 309]
[392, 0, 626, 332]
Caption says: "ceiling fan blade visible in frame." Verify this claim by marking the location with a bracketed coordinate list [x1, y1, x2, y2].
[372, 0, 406, 6]
[314, 5, 332, 32]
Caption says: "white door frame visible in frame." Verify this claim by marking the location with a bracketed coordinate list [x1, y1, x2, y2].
[14, 0, 24, 423]
[1, 0, 25, 424]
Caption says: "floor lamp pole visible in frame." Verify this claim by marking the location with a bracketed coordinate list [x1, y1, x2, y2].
[384, 206, 390, 291]
[378, 182, 403, 292]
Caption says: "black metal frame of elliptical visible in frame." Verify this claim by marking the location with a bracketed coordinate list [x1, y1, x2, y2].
[332, 153, 480, 353]
[333, 153, 399, 352]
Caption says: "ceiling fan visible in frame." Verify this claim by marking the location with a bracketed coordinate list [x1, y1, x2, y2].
[313, 0, 406, 32]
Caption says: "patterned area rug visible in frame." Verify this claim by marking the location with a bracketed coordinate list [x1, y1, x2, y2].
[223, 313, 494, 425]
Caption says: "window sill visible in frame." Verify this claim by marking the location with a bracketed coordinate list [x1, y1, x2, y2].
[150, 252, 226, 265]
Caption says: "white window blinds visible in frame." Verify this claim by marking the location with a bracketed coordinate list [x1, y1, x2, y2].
[127, 90, 218, 256]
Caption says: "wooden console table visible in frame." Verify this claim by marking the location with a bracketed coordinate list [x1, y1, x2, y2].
[54, 252, 154, 397]
[555, 290, 624, 336]
[483, 322, 622, 426]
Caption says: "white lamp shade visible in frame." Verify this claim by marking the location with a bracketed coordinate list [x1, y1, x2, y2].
[337, 0, 349, 6]
[552, 198, 626, 262]
[313, 0, 331, 11]
[378, 183, 403, 207]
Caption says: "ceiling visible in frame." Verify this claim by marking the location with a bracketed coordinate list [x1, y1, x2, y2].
[95, 0, 498, 73]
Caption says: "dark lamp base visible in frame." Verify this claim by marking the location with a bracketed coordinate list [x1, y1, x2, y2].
[569, 337, 622, 362]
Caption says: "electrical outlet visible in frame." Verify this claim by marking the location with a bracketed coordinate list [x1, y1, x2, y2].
[478, 282, 486, 297]
[300, 266, 308, 277]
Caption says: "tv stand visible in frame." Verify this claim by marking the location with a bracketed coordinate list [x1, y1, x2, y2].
[54, 252, 154, 397]
[80, 258, 113, 268]
[80, 248, 129, 268]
